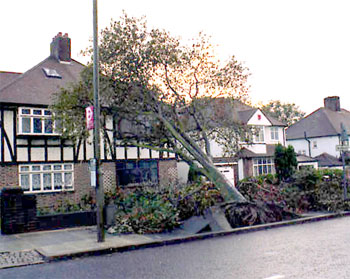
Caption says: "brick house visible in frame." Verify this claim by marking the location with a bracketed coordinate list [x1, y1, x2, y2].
[0, 33, 177, 210]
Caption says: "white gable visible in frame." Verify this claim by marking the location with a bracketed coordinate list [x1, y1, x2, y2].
[247, 109, 271, 126]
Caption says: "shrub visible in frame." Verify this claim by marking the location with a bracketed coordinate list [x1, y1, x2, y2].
[107, 183, 223, 234]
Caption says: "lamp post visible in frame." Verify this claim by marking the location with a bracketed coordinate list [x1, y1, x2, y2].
[93, 0, 105, 242]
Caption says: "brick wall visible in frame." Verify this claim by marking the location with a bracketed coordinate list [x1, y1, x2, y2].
[36, 162, 95, 211]
[243, 158, 253, 178]
[0, 165, 19, 190]
[158, 159, 178, 186]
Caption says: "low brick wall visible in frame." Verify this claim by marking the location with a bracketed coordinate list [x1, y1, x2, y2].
[1, 187, 96, 234]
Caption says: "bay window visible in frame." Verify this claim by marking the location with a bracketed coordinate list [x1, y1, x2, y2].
[253, 157, 275, 176]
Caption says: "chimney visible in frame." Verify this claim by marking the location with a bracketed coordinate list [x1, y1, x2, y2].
[50, 32, 71, 62]
[324, 96, 341, 112]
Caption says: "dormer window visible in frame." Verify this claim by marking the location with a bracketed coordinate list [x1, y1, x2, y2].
[42, 68, 62, 79]
[18, 107, 59, 135]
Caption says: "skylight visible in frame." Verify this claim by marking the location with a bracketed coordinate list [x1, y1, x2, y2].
[42, 68, 62, 79]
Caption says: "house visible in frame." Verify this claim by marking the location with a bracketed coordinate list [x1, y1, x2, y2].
[296, 154, 318, 170]
[313, 153, 343, 169]
[286, 96, 350, 163]
[0, 32, 177, 211]
[177, 98, 287, 185]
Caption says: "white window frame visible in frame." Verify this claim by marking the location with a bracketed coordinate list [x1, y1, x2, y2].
[253, 157, 275, 176]
[253, 126, 265, 143]
[270, 127, 279, 141]
[19, 163, 74, 193]
[18, 107, 59, 135]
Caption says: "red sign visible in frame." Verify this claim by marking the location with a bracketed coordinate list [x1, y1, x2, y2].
[86, 106, 94, 130]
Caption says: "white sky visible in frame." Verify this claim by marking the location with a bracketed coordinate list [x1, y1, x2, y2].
[1, 0, 350, 115]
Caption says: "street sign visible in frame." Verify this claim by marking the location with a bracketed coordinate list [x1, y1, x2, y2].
[85, 106, 94, 130]
[336, 145, 350, 152]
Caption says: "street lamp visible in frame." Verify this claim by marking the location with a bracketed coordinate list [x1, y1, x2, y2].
[93, 0, 104, 242]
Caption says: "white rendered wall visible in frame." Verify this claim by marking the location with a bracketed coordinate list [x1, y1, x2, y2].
[287, 136, 340, 158]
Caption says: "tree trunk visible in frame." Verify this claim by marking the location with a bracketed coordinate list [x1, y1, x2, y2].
[158, 115, 246, 203]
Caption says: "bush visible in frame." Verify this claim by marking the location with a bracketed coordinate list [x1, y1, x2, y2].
[107, 183, 224, 234]
[238, 168, 350, 213]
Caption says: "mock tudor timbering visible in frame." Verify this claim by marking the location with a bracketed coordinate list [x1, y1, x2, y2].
[0, 32, 178, 210]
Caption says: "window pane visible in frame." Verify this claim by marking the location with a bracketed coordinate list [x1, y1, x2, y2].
[20, 166, 29, 172]
[64, 173, 72, 187]
[21, 174, 30, 191]
[43, 165, 51, 171]
[21, 109, 30, 115]
[33, 110, 42, 115]
[44, 110, 52, 116]
[22, 118, 31, 133]
[32, 166, 40, 171]
[44, 119, 53, 134]
[64, 164, 72, 170]
[33, 118, 42, 133]
[54, 173, 62, 190]
[43, 173, 52, 190]
[32, 174, 41, 191]
[54, 165, 62, 170]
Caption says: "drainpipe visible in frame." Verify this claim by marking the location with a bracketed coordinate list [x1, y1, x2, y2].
[304, 131, 311, 157]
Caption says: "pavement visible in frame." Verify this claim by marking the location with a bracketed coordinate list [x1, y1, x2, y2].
[1, 211, 350, 269]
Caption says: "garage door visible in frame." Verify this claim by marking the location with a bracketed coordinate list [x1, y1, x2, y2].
[217, 166, 235, 187]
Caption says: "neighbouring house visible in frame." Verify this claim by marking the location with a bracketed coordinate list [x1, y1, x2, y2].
[296, 154, 318, 170]
[313, 153, 343, 169]
[177, 98, 287, 186]
[0, 32, 177, 211]
[286, 96, 350, 168]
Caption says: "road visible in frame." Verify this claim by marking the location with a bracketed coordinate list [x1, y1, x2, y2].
[2, 216, 350, 279]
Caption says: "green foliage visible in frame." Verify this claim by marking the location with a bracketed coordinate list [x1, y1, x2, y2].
[274, 144, 298, 182]
[107, 183, 223, 234]
[37, 193, 95, 216]
[260, 100, 305, 126]
[51, 11, 250, 203]
[238, 168, 350, 213]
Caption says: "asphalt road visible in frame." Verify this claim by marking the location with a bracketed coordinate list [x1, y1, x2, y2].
[2, 216, 350, 279]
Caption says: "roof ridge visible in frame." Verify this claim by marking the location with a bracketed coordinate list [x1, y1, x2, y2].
[320, 108, 338, 135]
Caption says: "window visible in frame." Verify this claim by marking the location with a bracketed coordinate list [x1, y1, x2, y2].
[19, 164, 73, 193]
[270, 127, 279, 141]
[42, 68, 62, 79]
[312, 141, 317, 149]
[253, 126, 264, 143]
[18, 107, 58, 135]
[116, 160, 158, 186]
[253, 157, 275, 176]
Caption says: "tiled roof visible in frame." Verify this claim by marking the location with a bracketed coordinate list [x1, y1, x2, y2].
[296, 154, 317, 163]
[0, 57, 84, 106]
[0, 71, 22, 90]
[236, 144, 277, 158]
[313, 152, 342, 167]
[286, 108, 350, 140]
